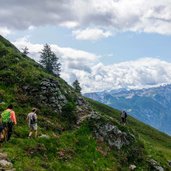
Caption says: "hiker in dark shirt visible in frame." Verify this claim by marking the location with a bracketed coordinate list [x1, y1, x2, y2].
[120, 110, 128, 125]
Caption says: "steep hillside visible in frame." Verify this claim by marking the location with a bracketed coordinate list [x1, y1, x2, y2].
[0, 35, 171, 171]
[85, 86, 171, 135]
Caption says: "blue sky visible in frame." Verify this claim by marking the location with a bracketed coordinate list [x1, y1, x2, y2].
[6, 26, 171, 64]
[1, 0, 171, 92]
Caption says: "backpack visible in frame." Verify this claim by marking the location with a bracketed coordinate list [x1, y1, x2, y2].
[124, 111, 128, 118]
[1, 110, 11, 123]
[30, 113, 36, 124]
[121, 111, 127, 118]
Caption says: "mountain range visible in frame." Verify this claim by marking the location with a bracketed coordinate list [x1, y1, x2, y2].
[85, 84, 171, 135]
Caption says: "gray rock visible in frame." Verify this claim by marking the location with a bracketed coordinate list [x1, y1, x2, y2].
[149, 159, 164, 171]
[90, 115, 130, 149]
[0, 159, 13, 168]
[155, 166, 164, 171]
[22, 85, 30, 90]
[77, 114, 94, 125]
[77, 97, 86, 106]
[39, 95, 47, 101]
[37, 79, 70, 112]
[129, 164, 136, 170]
[89, 113, 101, 120]
[41, 81, 50, 87]
[168, 160, 171, 167]
[49, 97, 56, 103]
[58, 95, 66, 101]
[39, 134, 50, 139]
[51, 103, 58, 108]
[41, 86, 47, 90]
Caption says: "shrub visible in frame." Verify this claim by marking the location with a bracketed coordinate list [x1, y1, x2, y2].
[0, 46, 8, 56]
[61, 102, 77, 128]
[0, 89, 5, 99]
[0, 70, 19, 85]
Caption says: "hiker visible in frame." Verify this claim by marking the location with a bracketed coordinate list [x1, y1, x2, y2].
[1, 104, 17, 141]
[26, 108, 38, 138]
[120, 110, 128, 125]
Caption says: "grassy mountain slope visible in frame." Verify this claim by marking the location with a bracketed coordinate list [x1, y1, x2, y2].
[87, 99, 171, 161]
[85, 87, 171, 135]
[0, 35, 171, 171]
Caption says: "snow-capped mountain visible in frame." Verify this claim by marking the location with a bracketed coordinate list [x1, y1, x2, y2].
[84, 84, 171, 135]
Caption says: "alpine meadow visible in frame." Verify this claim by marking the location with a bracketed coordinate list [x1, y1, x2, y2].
[0, 35, 171, 170]
[0, 0, 171, 170]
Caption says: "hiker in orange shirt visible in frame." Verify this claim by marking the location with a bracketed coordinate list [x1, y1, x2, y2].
[1, 104, 17, 141]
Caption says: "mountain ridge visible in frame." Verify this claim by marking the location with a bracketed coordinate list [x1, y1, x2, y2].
[85, 84, 171, 135]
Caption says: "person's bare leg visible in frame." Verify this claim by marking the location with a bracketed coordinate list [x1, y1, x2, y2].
[29, 131, 33, 138]
[34, 130, 37, 138]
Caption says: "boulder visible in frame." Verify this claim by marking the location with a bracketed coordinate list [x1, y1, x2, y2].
[168, 160, 171, 167]
[148, 159, 164, 171]
[76, 97, 86, 106]
[129, 164, 136, 170]
[0, 159, 13, 168]
[39, 134, 50, 139]
[36, 78, 69, 112]
[89, 114, 131, 149]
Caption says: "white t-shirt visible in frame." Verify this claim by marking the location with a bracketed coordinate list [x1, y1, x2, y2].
[27, 112, 37, 125]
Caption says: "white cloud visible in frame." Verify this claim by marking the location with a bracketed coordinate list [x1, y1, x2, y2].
[0, 27, 11, 36]
[12, 37, 171, 93]
[1, 0, 171, 35]
[79, 58, 171, 92]
[60, 21, 79, 28]
[13, 37, 98, 62]
[73, 28, 112, 40]
[28, 26, 36, 30]
[13, 37, 99, 83]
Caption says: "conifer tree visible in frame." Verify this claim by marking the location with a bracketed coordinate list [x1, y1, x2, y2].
[72, 79, 81, 93]
[22, 46, 29, 56]
[40, 44, 61, 76]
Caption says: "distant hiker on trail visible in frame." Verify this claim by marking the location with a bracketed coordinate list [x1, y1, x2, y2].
[26, 108, 38, 138]
[120, 110, 128, 125]
[1, 104, 17, 141]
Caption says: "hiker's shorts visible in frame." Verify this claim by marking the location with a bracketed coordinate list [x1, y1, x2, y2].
[29, 124, 37, 131]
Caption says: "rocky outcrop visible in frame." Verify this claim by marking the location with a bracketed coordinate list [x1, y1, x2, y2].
[39, 78, 68, 112]
[75, 97, 93, 123]
[75, 98, 134, 150]
[148, 159, 164, 171]
[89, 113, 134, 150]
[168, 160, 171, 167]
[21, 78, 92, 115]
[22, 78, 71, 113]
[0, 152, 15, 171]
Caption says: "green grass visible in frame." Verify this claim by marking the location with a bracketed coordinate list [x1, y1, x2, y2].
[2, 123, 118, 171]
[1, 35, 171, 171]
[87, 98, 171, 169]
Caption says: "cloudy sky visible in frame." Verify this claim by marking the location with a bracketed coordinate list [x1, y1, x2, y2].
[1, 0, 171, 92]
